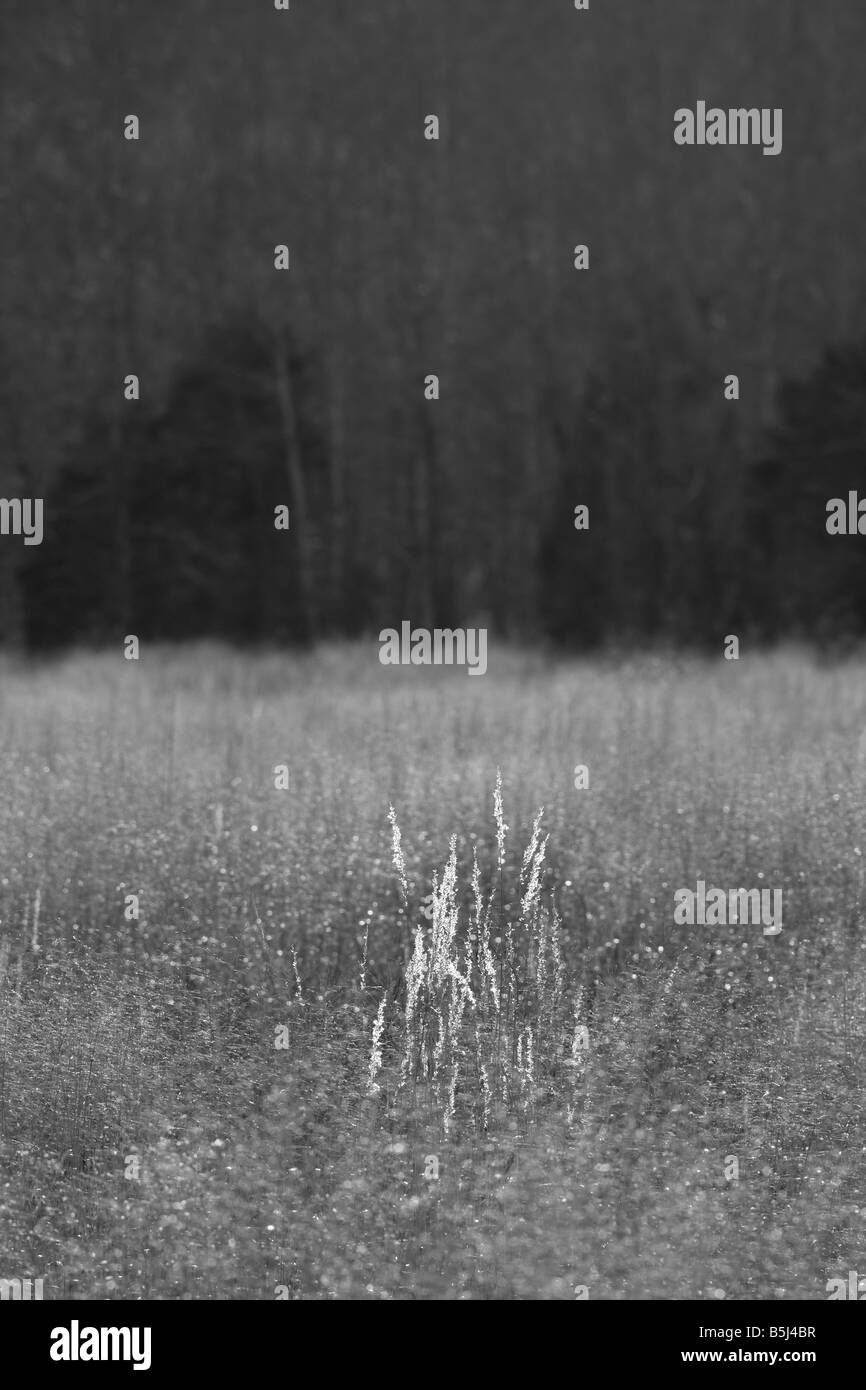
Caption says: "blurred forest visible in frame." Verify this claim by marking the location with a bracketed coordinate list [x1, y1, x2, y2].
[1, 0, 865, 649]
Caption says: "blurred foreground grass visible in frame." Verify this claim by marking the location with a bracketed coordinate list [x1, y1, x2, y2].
[0, 643, 864, 1298]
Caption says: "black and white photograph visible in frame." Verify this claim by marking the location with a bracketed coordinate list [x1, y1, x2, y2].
[1, 0, 865, 1349]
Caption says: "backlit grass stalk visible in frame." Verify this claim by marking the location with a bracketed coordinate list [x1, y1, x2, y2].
[384, 787, 574, 1134]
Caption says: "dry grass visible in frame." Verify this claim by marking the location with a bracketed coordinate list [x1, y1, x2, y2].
[0, 643, 864, 1298]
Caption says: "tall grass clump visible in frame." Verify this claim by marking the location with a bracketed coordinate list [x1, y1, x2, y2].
[376, 772, 586, 1140]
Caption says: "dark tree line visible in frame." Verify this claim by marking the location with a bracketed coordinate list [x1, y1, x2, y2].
[20, 318, 866, 650]
[3, 1, 866, 650]
[24, 319, 329, 646]
[745, 341, 866, 643]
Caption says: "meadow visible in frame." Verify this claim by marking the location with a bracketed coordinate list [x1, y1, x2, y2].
[0, 643, 864, 1299]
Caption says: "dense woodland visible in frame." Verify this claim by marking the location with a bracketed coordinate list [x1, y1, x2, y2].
[2, 0, 866, 649]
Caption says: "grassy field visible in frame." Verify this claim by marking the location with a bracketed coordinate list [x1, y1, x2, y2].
[0, 643, 864, 1299]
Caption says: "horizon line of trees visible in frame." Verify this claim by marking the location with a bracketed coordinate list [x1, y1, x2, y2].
[14, 312, 866, 652]
[3, 2, 866, 649]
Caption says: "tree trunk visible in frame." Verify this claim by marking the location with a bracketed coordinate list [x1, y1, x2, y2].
[272, 327, 318, 643]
